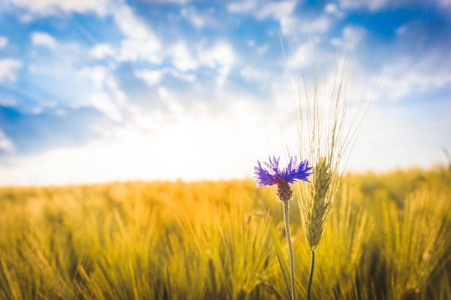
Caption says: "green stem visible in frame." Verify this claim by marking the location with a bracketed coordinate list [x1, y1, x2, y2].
[283, 201, 295, 300]
[308, 249, 315, 300]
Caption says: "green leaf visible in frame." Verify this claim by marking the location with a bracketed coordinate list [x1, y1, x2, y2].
[269, 212, 292, 300]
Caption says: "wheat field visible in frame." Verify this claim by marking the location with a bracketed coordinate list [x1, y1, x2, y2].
[0, 167, 450, 300]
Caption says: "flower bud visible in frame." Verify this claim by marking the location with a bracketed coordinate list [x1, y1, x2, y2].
[275, 179, 293, 202]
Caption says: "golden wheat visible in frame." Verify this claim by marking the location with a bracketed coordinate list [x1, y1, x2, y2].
[302, 156, 333, 249]
[0, 169, 450, 299]
[281, 40, 375, 299]
[283, 42, 371, 250]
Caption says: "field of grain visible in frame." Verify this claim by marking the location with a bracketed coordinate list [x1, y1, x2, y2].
[0, 168, 450, 300]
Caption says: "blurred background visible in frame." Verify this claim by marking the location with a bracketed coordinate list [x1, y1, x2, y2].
[0, 0, 450, 186]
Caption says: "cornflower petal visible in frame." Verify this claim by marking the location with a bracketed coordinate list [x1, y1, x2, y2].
[253, 155, 313, 187]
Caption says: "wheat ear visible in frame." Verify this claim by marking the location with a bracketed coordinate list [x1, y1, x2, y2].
[305, 157, 333, 249]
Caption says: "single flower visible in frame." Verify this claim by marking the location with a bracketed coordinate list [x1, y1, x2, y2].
[254, 155, 313, 202]
[254, 155, 313, 187]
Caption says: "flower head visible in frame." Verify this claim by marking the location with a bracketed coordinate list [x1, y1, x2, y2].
[254, 155, 313, 188]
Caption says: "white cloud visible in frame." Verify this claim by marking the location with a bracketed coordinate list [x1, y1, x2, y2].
[228, 0, 298, 36]
[135, 70, 164, 87]
[85, 4, 228, 82]
[256, 44, 269, 55]
[330, 26, 366, 49]
[31, 31, 57, 49]
[0, 36, 8, 49]
[110, 3, 162, 64]
[0, 59, 23, 82]
[135, 40, 236, 88]
[279, 16, 297, 35]
[256, 0, 297, 20]
[240, 66, 270, 82]
[170, 42, 198, 71]
[343, 26, 366, 41]
[198, 42, 235, 69]
[0, 98, 17, 107]
[90, 43, 115, 59]
[116, 39, 161, 63]
[227, 0, 297, 20]
[286, 39, 317, 68]
[111, 5, 150, 41]
[135, 68, 196, 86]
[0, 129, 15, 153]
[227, 0, 257, 13]
[6, 0, 109, 17]
[341, 26, 366, 47]
[337, 0, 390, 10]
[9, 1, 162, 64]
[325, 3, 338, 13]
[79, 65, 128, 122]
[198, 42, 235, 87]
[324, 3, 345, 18]
[157, 87, 168, 99]
[279, 14, 332, 35]
[89, 92, 123, 122]
[336, 0, 447, 11]
[169, 70, 196, 82]
[31, 2, 162, 65]
[79, 66, 109, 89]
[143, 0, 189, 4]
[181, 7, 210, 28]
[380, 54, 451, 100]
[330, 38, 341, 47]
[299, 16, 331, 34]
[395, 25, 407, 35]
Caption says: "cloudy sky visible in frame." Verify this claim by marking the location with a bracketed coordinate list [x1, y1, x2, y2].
[0, 0, 450, 186]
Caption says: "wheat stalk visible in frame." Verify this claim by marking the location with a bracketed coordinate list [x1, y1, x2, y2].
[288, 42, 369, 249]
[282, 38, 373, 299]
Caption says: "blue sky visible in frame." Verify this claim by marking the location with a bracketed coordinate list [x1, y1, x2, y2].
[0, 0, 450, 186]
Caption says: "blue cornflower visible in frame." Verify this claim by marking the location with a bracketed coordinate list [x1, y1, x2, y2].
[254, 156, 313, 188]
